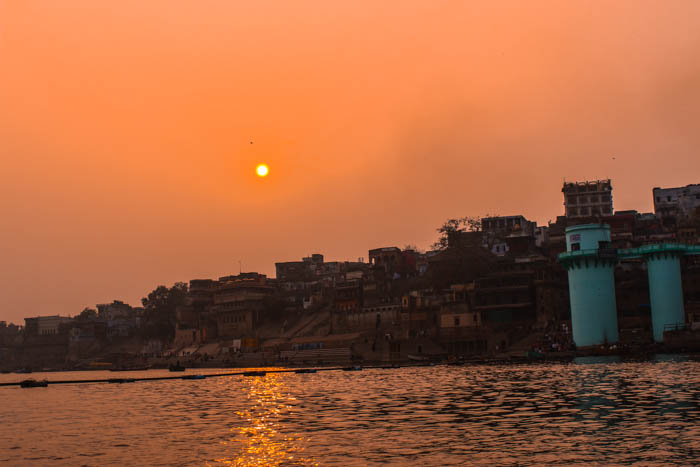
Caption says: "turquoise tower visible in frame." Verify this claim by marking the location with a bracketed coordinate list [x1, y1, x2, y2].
[638, 245, 686, 343]
[560, 224, 619, 347]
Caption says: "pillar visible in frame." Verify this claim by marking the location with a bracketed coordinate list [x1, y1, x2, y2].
[647, 253, 685, 343]
[562, 224, 619, 347]
[568, 259, 619, 347]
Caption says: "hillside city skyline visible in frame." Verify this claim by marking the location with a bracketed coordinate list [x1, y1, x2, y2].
[4, 178, 698, 325]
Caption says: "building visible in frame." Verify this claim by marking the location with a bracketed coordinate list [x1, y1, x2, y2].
[562, 179, 613, 218]
[276, 255, 322, 283]
[95, 300, 142, 337]
[96, 300, 134, 321]
[534, 226, 549, 247]
[213, 273, 274, 339]
[24, 315, 73, 337]
[482, 215, 536, 237]
[473, 271, 535, 326]
[174, 279, 217, 347]
[369, 247, 402, 275]
[481, 215, 537, 257]
[653, 183, 700, 223]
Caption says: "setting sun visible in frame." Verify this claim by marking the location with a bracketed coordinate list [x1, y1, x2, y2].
[256, 164, 269, 177]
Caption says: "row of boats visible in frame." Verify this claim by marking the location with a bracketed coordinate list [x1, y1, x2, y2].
[15, 364, 405, 387]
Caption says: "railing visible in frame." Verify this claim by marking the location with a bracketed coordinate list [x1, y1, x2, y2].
[663, 323, 688, 332]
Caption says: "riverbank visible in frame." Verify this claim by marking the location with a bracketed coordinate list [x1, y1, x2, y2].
[5, 343, 700, 374]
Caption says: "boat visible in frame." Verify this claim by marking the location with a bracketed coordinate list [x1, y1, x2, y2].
[169, 364, 186, 372]
[108, 378, 135, 384]
[181, 374, 206, 380]
[342, 366, 362, 371]
[407, 354, 429, 362]
[20, 379, 48, 388]
[526, 350, 545, 359]
[14, 368, 32, 374]
[294, 368, 317, 374]
[243, 371, 266, 377]
[109, 366, 150, 372]
[381, 364, 400, 369]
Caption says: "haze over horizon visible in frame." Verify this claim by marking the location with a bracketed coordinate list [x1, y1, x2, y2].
[2, 1, 700, 323]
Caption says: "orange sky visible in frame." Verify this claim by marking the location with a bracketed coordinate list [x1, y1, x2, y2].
[1, 1, 700, 323]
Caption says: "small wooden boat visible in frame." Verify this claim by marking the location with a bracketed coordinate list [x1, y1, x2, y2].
[109, 366, 150, 372]
[20, 379, 48, 388]
[108, 378, 135, 384]
[294, 368, 317, 374]
[526, 350, 545, 359]
[342, 366, 362, 371]
[181, 374, 206, 380]
[407, 354, 429, 362]
[243, 371, 266, 377]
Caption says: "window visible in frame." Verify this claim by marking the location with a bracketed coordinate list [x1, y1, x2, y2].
[598, 241, 610, 249]
[667, 196, 671, 201]
[571, 243, 581, 251]
[454, 317, 460, 326]
[656, 197, 661, 202]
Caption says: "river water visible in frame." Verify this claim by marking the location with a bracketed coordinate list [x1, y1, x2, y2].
[1, 356, 699, 466]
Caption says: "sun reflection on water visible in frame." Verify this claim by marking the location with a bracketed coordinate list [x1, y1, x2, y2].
[210, 374, 317, 466]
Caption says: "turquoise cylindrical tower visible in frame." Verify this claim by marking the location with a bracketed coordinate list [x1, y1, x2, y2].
[643, 246, 685, 342]
[559, 224, 619, 347]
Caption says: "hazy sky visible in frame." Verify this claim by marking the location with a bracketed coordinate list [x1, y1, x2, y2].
[2, 1, 700, 323]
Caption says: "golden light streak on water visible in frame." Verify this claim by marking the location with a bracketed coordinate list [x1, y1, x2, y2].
[210, 374, 317, 467]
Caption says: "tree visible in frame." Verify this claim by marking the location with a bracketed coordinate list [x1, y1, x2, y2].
[403, 244, 423, 253]
[76, 307, 97, 322]
[431, 216, 483, 251]
[140, 282, 188, 340]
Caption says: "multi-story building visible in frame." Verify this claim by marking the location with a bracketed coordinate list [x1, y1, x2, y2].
[369, 247, 402, 275]
[275, 254, 324, 283]
[562, 179, 613, 218]
[653, 183, 700, 222]
[96, 300, 142, 337]
[24, 315, 73, 337]
[213, 273, 274, 339]
[482, 215, 536, 237]
[174, 279, 217, 346]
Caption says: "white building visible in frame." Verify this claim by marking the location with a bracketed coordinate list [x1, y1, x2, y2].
[653, 184, 700, 220]
[562, 179, 613, 218]
[25, 315, 73, 336]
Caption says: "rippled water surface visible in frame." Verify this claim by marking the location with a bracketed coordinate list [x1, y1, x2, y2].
[2, 357, 700, 466]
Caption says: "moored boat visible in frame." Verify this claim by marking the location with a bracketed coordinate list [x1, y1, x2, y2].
[109, 366, 150, 372]
[182, 374, 206, 380]
[407, 354, 429, 362]
[20, 379, 48, 388]
[108, 378, 135, 384]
